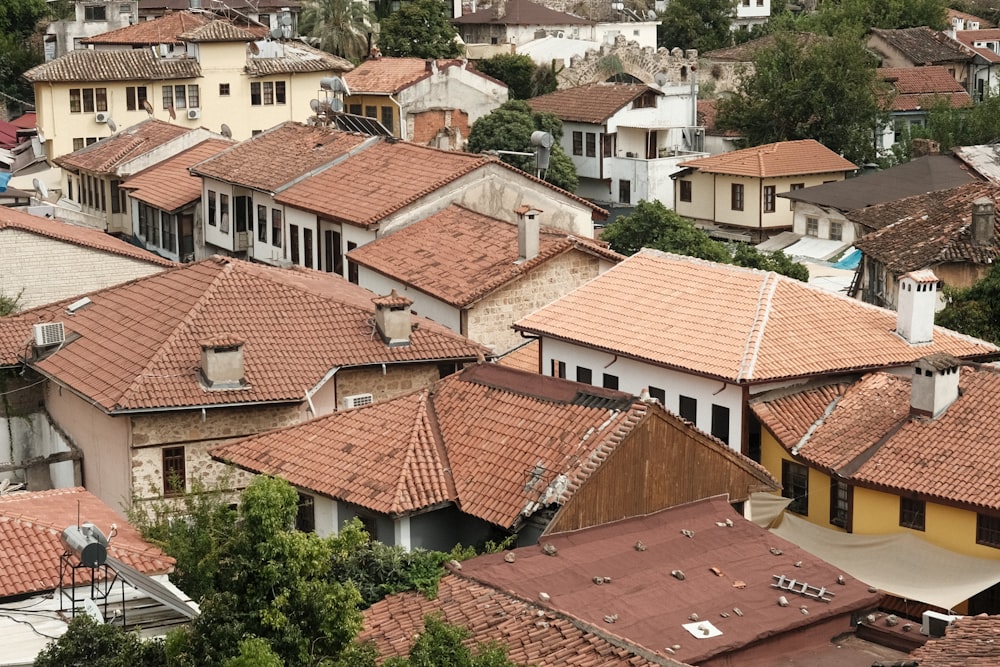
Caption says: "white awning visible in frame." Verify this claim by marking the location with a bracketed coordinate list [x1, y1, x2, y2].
[769, 511, 1000, 611]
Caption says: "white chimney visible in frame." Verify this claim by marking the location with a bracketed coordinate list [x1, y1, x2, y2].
[515, 205, 543, 262]
[896, 270, 939, 345]
[200, 337, 246, 389]
[372, 290, 413, 346]
[972, 196, 995, 247]
[910, 354, 961, 418]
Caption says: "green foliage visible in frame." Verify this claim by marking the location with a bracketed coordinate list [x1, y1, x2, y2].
[0, 289, 23, 316]
[475, 54, 556, 100]
[383, 615, 521, 667]
[467, 100, 578, 192]
[936, 263, 1000, 345]
[890, 96, 1000, 161]
[223, 637, 283, 667]
[300, 0, 374, 61]
[0, 0, 47, 40]
[377, 0, 462, 58]
[794, 0, 947, 36]
[600, 200, 809, 280]
[716, 30, 888, 165]
[33, 616, 166, 667]
[657, 0, 736, 52]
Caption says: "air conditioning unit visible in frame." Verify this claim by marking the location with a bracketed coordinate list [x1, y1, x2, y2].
[187, 108, 201, 120]
[95, 112, 109, 123]
[33, 322, 65, 347]
[921, 611, 959, 638]
[343, 393, 374, 409]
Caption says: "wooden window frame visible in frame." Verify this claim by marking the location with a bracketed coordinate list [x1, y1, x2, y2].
[900, 497, 926, 531]
[782, 460, 809, 515]
[162, 446, 186, 497]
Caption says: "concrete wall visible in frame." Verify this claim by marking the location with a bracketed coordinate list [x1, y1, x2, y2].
[0, 228, 167, 308]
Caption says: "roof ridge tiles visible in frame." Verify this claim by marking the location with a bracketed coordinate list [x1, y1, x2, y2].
[738, 272, 779, 381]
[392, 391, 444, 514]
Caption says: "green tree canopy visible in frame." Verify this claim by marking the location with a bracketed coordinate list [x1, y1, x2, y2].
[377, 0, 462, 58]
[600, 199, 809, 280]
[796, 0, 947, 36]
[467, 99, 578, 192]
[299, 0, 374, 61]
[889, 95, 1000, 162]
[716, 30, 888, 165]
[34, 616, 166, 667]
[658, 0, 736, 52]
[936, 263, 1000, 346]
[475, 53, 556, 100]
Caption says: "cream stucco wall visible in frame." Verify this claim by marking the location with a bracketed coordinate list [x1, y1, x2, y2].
[0, 228, 168, 308]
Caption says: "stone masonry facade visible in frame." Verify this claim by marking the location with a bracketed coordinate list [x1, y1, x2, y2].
[556, 36, 698, 89]
[335, 363, 442, 408]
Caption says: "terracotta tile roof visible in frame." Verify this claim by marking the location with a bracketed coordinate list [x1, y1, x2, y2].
[752, 365, 1000, 510]
[214, 363, 648, 526]
[0, 257, 487, 411]
[189, 122, 371, 192]
[679, 139, 857, 177]
[495, 339, 539, 373]
[453, 0, 593, 25]
[344, 58, 476, 94]
[525, 83, 659, 124]
[362, 574, 677, 666]
[124, 138, 235, 211]
[696, 99, 739, 137]
[748, 380, 853, 447]
[947, 8, 996, 28]
[82, 10, 213, 44]
[0, 488, 174, 598]
[851, 181, 1000, 274]
[275, 141, 605, 225]
[879, 66, 972, 111]
[244, 40, 353, 75]
[514, 249, 998, 384]
[22, 48, 201, 83]
[440, 496, 882, 666]
[139, 0, 301, 9]
[54, 119, 190, 174]
[910, 616, 1000, 666]
[178, 18, 259, 41]
[347, 204, 622, 307]
[9, 111, 36, 130]
[955, 29, 1000, 64]
[869, 27, 970, 65]
[0, 207, 174, 267]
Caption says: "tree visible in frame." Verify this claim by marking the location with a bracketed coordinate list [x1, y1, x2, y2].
[0, 0, 46, 110]
[377, 0, 462, 59]
[382, 615, 520, 667]
[467, 100, 578, 192]
[797, 0, 947, 36]
[600, 200, 810, 280]
[300, 0, 374, 62]
[888, 96, 1000, 162]
[936, 263, 1000, 346]
[657, 0, 736, 52]
[716, 30, 888, 165]
[34, 616, 166, 667]
[0, 289, 22, 316]
[475, 54, 556, 100]
[0, 0, 47, 41]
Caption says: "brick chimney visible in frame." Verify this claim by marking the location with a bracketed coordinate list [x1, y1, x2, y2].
[200, 337, 246, 389]
[896, 270, 940, 345]
[910, 353, 961, 418]
[372, 290, 413, 346]
[972, 196, 995, 247]
[515, 205, 543, 262]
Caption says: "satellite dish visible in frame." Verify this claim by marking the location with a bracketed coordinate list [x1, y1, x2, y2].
[654, 72, 668, 86]
[270, 27, 282, 39]
[647, 9, 657, 19]
[530, 131, 554, 149]
[220, 123, 232, 138]
[106, 117, 117, 133]
[142, 98, 154, 115]
[280, 13, 292, 26]
[320, 76, 350, 95]
[32, 177, 48, 201]
[309, 98, 320, 112]
[329, 98, 343, 112]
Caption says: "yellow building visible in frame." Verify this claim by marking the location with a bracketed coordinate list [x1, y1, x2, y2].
[23, 11, 351, 175]
[752, 352, 1000, 615]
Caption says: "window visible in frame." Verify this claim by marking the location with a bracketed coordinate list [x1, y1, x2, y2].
[70, 89, 82, 113]
[731, 183, 744, 211]
[187, 84, 199, 109]
[83, 88, 95, 112]
[110, 179, 122, 214]
[219, 193, 230, 233]
[257, 204, 267, 242]
[790, 183, 804, 191]
[900, 497, 925, 531]
[364, 106, 376, 119]
[264, 81, 275, 105]
[271, 208, 282, 247]
[290, 224, 300, 264]
[763, 185, 775, 213]
[633, 92, 657, 108]
[710, 404, 730, 444]
[978, 514, 1000, 548]
[161, 211, 176, 253]
[347, 241, 358, 283]
[678, 395, 696, 422]
[831, 480, 851, 528]
[258, 13, 271, 27]
[348, 103, 361, 115]
[805, 217, 819, 237]
[162, 446, 186, 496]
[251, 82, 262, 105]
[619, 179, 631, 205]
[296, 493, 315, 532]
[551, 359, 566, 378]
[586, 132, 596, 157]
[219, 83, 230, 96]
[603, 133, 615, 157]
[207, 190, 216, 226]
[162, 84, 187, 109]
[126, 86, 148, 111]
[782, 460, 809, 515]
[576, 366, 592, 384]
[304, 228, 313, 268]
[830, 221, 843, 241]
[603, 373, 619, 390]
[84, 4, 107, 20]
[648, 385, 665, 405]
[381, 106, 393, 133]
[572, 131, 583, 156]
[679, 179, 692, 202]
[96, 88, 108, 112]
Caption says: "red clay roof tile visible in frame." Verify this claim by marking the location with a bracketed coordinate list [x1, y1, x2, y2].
[124, 138, 234, 211]
[55, 119, 190, 174]
[82, 10, 214, 44]
[679, 139, 857, 177]
[23, 49, 201, 83]
[879, 66, 972, 111]
[910, 616, 1000, 666]
[344, 58, 489, 94]
[526, 83, 660, 124]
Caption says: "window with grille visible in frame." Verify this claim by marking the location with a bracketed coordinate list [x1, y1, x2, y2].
[831, 479, 851, 528]
[806, 217, 819, 236]
[576, 366, 592, 384]
[978, 514, 1000, 548]
[731, 183, 744, 211]
[162, 447, 186, 496]
[782, 460, 808, 515]
[679, 180, 692, 202]
[763, 185, 776, 213]
[900, 497, 925, 531]
[830, 221, 843, 241]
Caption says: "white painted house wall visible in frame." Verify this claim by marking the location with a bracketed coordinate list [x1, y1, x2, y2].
[790, 201, 857, 245]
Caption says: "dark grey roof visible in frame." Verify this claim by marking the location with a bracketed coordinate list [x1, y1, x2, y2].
[868, 27, 970, 65]
[778, 155, 980, 212]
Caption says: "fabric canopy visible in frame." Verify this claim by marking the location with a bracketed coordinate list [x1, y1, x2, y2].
[748, 491, 792, 528]
[769, 511, 1000, 611]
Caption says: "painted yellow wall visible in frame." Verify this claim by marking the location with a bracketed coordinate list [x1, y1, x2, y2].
[345, 94, 397, 136]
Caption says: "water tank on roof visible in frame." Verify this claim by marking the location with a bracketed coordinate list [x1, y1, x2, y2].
[60, 523, 109, 567]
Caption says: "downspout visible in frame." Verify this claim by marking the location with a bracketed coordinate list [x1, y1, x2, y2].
[305, 366, 340, 415]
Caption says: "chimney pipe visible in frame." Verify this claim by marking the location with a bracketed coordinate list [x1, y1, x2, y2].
[910, 353, 961, 418]
[372, 290, 413, 346]
[972, 196, 995, 246]
[200, 337, 246, 389]
[896, 270, 939, 345]
[515, 204, 542, 262]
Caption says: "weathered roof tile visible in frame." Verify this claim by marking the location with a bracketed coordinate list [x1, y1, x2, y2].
[679, 139, 856, 177]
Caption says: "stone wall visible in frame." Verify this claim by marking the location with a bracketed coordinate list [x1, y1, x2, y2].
[556, 35, 698, 88]
[335, 363, 441, 408]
